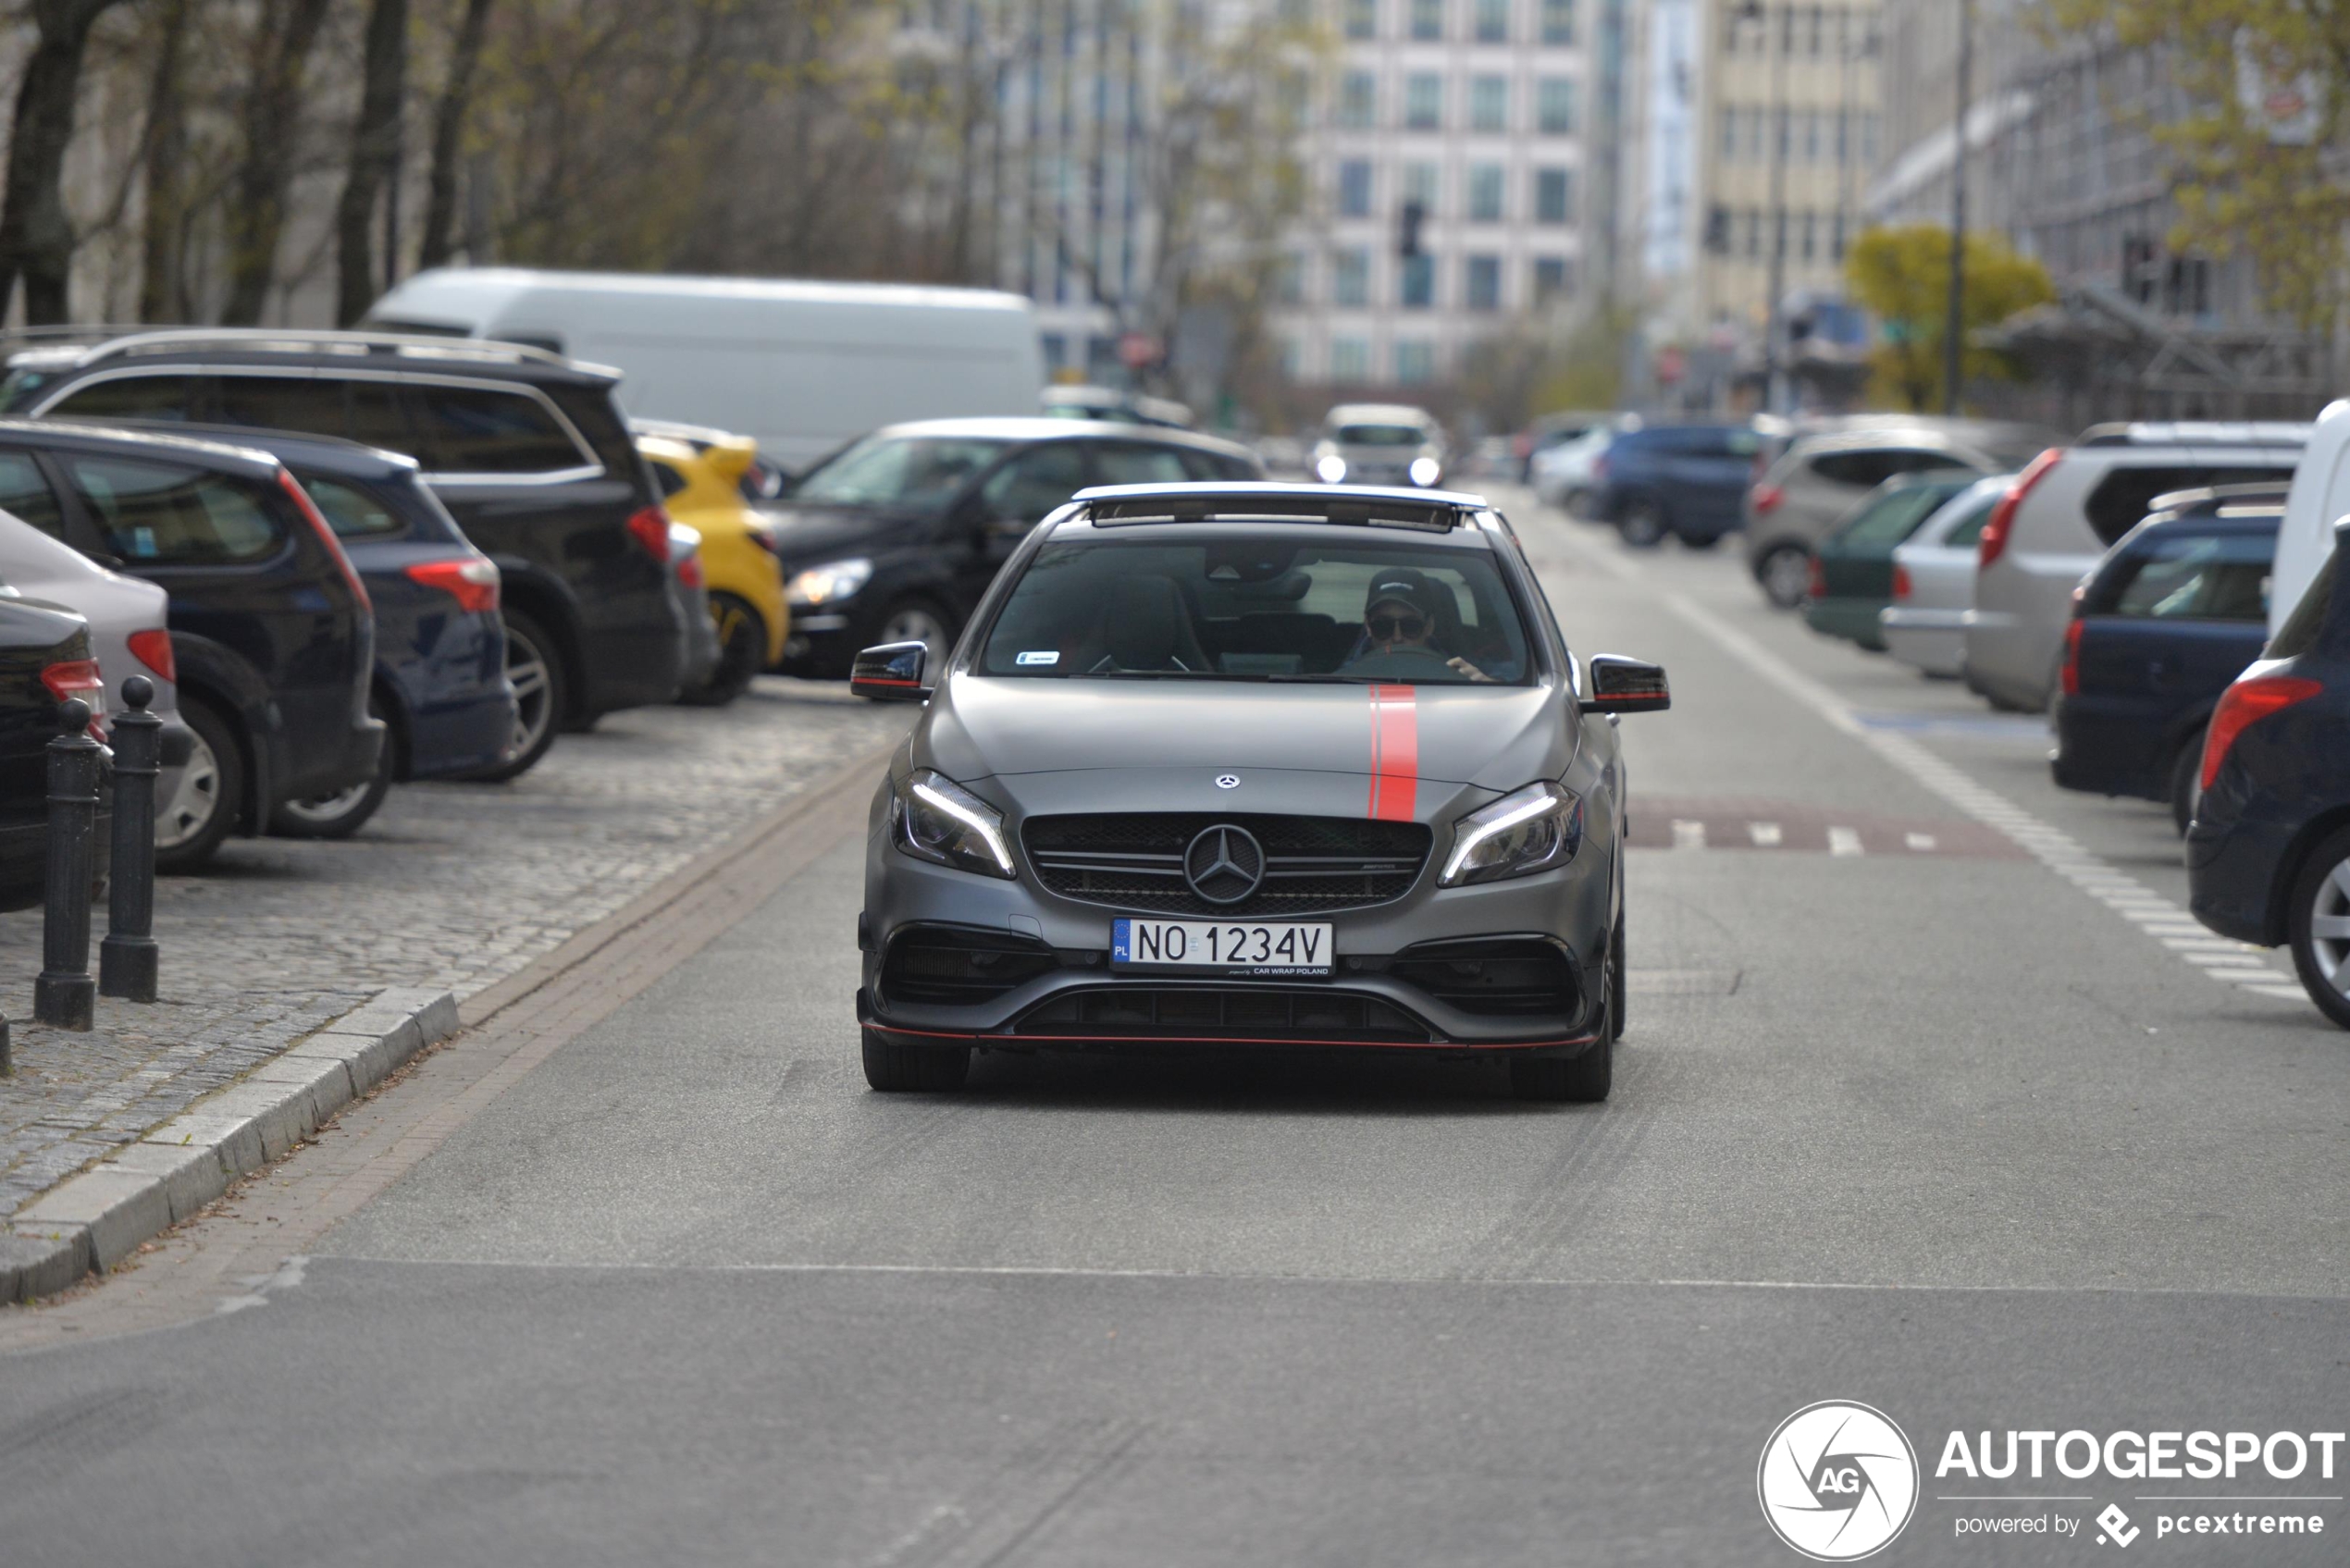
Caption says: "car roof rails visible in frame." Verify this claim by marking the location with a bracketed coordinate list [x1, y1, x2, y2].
[1078, 482, 1484, 532]
[2076, 420, 2311, 448]
[7, 326, 616, 379]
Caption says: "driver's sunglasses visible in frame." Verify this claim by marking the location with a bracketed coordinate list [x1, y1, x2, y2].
[1367, 613, 1427, 639]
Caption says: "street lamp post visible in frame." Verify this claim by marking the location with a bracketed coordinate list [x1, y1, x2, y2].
[1943, 0, 1973, 415]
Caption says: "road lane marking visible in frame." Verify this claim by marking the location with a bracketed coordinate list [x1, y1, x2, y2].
[1749, 821, 1781, 846]
[1905, 832, 1937, 851]
[1673, 819, 1707, 850]
[1828, 826, 1863, 857]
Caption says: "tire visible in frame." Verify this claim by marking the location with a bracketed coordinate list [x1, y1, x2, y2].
[677, 592, 763, 707]
[468, 608, 564, 783]
[861, 1034, 971, 1091]
[2288, 824, 2350, 1031]
[2169, 741, 2202, 836]
[868, 599, 954, 688]
[155, 698, 244, 873]
[1616, 499, 1669, 549]
[1757, 544, 1812, 610]
[1511, 932, 1617, 1101]
[1607, 920, 1626, 1043]
[1680, 533, 1724, 552]
[269, 698, 392, 840]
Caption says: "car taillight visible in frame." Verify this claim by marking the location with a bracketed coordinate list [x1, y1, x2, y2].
[1807, 556, 1827, 599]
[2200, 675, 2322, 791]
[2060, 616, 2084, 698]
[404, 557, 501, 613]
[1891, 562, 1912, 600]
[678, 553, 704, 589]
[42, 659, 105, 734]
[278, 470, 373, 613]
[127, 627, 175, 684]
[1979, 447, 2063, 570]
[626, 505, 672, 564]
[1751, 483, 1785, 516]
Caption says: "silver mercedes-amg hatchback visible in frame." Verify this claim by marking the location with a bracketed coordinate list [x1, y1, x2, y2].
[852, 482, 1669, 1100]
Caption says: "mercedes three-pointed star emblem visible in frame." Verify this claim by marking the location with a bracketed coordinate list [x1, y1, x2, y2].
[1183, 823, 1265, 905]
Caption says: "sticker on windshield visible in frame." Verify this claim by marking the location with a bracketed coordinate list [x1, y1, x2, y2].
[1017, 650, 1060, 666]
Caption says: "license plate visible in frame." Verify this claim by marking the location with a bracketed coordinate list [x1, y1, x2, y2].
[1112, 919, 1333, 977]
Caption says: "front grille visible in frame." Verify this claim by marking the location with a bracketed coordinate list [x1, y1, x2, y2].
[1023, 813, 1431, 917]
[1388, 938, 1580, 1018]
[1017, 986, 1429, 1042]
[881, 926, 1060, 1006]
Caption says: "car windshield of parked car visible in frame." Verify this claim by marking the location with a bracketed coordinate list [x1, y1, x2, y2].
[788, 435, 1010, 511]
[1333, 424, 1426, 448]
[2103, 530, 2277, 621]
[1837, 478, 1975, 550]
[978, 533, 1535, 685]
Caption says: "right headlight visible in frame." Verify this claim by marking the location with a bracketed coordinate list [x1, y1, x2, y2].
[1440, 781, 1583, 886]
[786, 556, 873, 606]
[891, 768, 1016, 879]
[1315, 453, 1348, 484]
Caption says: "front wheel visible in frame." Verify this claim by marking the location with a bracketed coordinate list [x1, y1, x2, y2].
[270, 698, 392, 839]
[2287, 825, 2350, 1030]
[155, 698, 244, 873]
[1616, 500, 1669, 549]
[1758, 545, 1812, 611]
[862, 1034, 971, 1091]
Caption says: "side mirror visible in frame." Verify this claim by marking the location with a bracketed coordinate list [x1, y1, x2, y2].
[1580, 654, 1670, 713]
[850, 640, 931, 701]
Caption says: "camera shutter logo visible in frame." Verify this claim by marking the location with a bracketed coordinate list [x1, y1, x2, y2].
[1756, 1401, 1919, 1561]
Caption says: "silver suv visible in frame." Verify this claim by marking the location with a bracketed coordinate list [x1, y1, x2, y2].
[1744, 419, 2059, 608]
[1963, 422, 2307, 712]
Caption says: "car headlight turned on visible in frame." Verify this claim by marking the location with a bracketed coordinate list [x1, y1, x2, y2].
[892, 768, 1016, 878]
[1316, 453, 1347, 484]
[786, 556, 872, 606]
[1408, 456, 1441, 487]
[1441, 781, 1583, 886]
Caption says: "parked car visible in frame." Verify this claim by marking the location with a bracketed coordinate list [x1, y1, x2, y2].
[1588, 422, 1762, 548]
[2268, 397, 2350, 642]
[0, 463, 194, 797]
[0, 419, 381, 869]
[1746, 420, 2056, 608]
[365, 267, 1047, 472]
[1530, 423, 1619, 514]
[2051, 487, 2282, 833]
[773, 417, 1263, 678]
[2188, 521, 2350, 1027]
[118, 423, 521, 827]
[0, 598, 107, 909]
[1515, 410, 1608, 483]
[669, 520, 723, 699]
[1311, 404, 1447, 488]
[638, 430, 787, 703]
[1879, 475, 2011, 679]
[631, 415, 793, 503]
[1966, 421, 2306, 713]
[1801, 472, 1981, 649]
[1, 328, 686, 762]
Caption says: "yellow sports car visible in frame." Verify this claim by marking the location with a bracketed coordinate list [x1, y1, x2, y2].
[637, 429, 789, 703]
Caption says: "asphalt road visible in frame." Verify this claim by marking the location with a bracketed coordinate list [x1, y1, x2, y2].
[4, 491, 2346, 1566]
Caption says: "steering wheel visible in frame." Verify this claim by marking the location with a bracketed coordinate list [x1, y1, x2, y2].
[1341, 646, 1462, 680]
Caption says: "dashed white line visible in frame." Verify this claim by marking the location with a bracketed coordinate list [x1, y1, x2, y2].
[1748, 821, 1782, 847]
[1673, 819, 1707, 850]
[1828, 826, 1864, 857]
[1905, 832, 1937, 852]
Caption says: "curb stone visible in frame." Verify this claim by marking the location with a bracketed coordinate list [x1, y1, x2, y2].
[3, 986, 459, 1303]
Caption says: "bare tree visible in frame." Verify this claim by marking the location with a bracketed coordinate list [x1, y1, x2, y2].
[0, 0, 142, 323]
[333, 0, 407, 322]
[136, 0, 190, 321]
[220, 0, 337, 324]
[417, 0, 491, 270]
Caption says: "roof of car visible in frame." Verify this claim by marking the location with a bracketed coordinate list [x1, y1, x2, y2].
[1791, 419, 2057, 456]
[1323, 403, 1438, 426]
[6, 327, 623, 387]
[2077, 420, 2310, 449]
[0, 415, 284, 479]
[1059, 482, 1492, 536]
[869, 415, 1255, 457]
[99, 419, 421, 478]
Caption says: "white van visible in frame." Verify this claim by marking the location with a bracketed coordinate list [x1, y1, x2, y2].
[364, 268, 1045, 471]
[2270, 399, 2350, 638]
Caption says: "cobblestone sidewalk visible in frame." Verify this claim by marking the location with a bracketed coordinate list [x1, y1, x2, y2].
[2, 678, 908, 1222]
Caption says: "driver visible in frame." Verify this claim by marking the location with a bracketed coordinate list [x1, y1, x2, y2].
[1347, 570, 1491, 682]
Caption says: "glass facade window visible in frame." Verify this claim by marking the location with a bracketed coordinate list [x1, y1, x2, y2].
[1532, 256, 1572, 302]
[1337, 70, 1378, 129]
[1540, 0, 1575, 45]
[1395, 341, 1437, 384]
[1400, 253, 1437, 307]
[1405, 72, 1443, 130]
[1276, 253, 1307, 305]
[1467, 162, 1504, 221]
[1470, 75, 1509, 132]
[1475, 0, 1509, 43]
[1338, 159, 1375, 218]
[1410, 0, 1443, 40]
[1466, 254, 1503, 311]
[1402, 160, 1441, 216]
[1331, 336, 1371, 380]
[1533, 166, 1576, 224]
[1537, 76, 1577, 135]
[1344, 0, 1378, 41]
[1332, 248, 1372, 306]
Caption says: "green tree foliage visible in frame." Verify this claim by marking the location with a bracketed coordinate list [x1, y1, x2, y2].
[2043, 0, 2350, 329]
[1845, 225, 2056, 412]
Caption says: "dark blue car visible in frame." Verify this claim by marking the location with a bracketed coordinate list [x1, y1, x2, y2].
[2189, 519, 2350, 1030]
[1589, 423, 1763, 548]
[2052, 488, 2282, 832]
[130, 426, 519, 837]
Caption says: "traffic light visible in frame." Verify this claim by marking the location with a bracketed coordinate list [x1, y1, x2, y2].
[1399, 198, 1426, 259]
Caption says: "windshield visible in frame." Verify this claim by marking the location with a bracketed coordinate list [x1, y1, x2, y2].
[788, 435, 1010, 511]
[1331, 424, 1428, 448]
[1837, 478, 1975, 549]
[977, 532, 1537, 685]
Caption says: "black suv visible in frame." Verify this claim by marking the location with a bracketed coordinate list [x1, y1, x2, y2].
[0, 330, 684, 746]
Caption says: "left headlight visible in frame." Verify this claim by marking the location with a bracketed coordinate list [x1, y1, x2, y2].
[786, 556, 872, 606]
[1440, 781, 1583, 887]
[1408, 455, 1441, 487]
[1315, 453, 1348, 484]
[891, 768, 1016, 879]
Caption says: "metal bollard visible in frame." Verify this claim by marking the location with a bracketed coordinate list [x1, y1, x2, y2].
[34, 697, 101, 1031]
[100, 674, 161, 1002]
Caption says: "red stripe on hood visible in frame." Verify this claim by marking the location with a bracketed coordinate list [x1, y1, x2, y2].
[1367, 684, 1418, 821]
